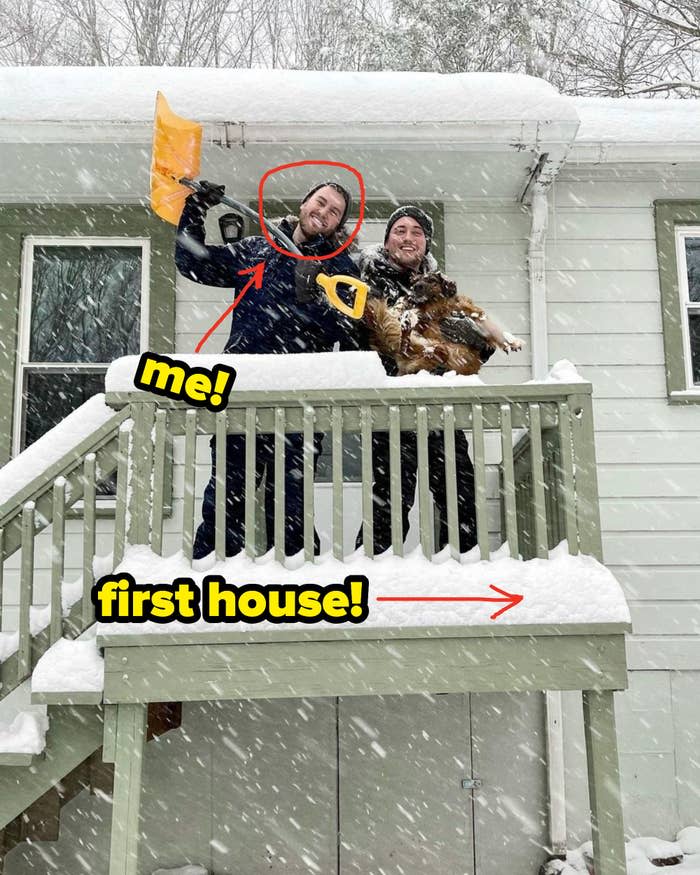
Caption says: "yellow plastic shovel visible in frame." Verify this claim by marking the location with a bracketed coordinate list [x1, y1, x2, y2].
[151, 92, 368, 320]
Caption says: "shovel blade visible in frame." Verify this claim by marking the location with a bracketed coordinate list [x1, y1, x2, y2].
[151, 91, 203, 225]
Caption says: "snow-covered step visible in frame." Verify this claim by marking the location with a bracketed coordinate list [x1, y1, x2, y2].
[30, 627, 105, 706]
[0, 679, 49, 766]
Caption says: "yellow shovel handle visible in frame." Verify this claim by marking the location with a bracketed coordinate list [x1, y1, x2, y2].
[315, 274, 369, 320]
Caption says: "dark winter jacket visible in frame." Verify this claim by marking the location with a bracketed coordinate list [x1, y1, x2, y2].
[175, 198, 361, 354]
[356, 243, 439, 374]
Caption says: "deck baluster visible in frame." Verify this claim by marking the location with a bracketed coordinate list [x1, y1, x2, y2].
[183, 409, 198, 564]
[472, 403, 489, 560]
[113, 424, 130, 566]
[442, 406, 460, 558]
[332, 406, 344, 560]
[274, 408, 286, 563]
[303, 406, 316, 562]
[151, 409, 167, 557]
[82, 453, 96, 626]
[18, 502, 35, 680]
[215, 411, 227, 562]
[244, 407, 257, 558]
[416, 405, 433, 558]
[528, 403, 548, 558]
[360, 405, 374, 559]
[500, 404, 519, 558]
[388, 406, 403, 557]
[50, 478, 66, 644]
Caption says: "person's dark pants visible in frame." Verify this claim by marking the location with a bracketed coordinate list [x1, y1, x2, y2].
[193, 433, 322, 559]
[355, 429, 477, 555]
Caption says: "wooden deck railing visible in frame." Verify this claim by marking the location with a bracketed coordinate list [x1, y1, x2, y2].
[0, 379, 602, 702]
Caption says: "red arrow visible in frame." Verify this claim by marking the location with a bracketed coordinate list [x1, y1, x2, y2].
[376, 584, 523, 621]
[195, 261, 266, 353]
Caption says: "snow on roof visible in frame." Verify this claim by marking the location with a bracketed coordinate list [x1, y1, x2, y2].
[573, 96, 700, 143]
[0, 67, 576, 126]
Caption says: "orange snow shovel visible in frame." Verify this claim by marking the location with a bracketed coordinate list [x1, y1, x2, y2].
[151, 92, 368, 320]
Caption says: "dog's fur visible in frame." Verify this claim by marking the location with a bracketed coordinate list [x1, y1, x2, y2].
[363, 271, 491, 375]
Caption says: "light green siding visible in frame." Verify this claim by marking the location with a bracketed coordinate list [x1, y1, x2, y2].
[549, 166, 700, 669]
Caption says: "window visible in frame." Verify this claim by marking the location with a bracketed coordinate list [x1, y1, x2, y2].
[15, 238, 149, 451]
[675, 230, 700, 387]
[0, 204, 175, 468]
[654, 201, 700, 401]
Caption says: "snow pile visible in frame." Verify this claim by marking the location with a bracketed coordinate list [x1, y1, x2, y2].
[628, 836, 684, 865]
[0, 394, 114, 508]
[28, 576, 87, 636]
[0, 631, 19, 662]
[0, 711, 49, 755]
[0, 576, 91, 663]
[679, 828, 700, 855]
[93, 541, 629, 640]
[556, 832, 700, 873]
[0, 681, 49, 754]
[528, 359, 587, 385]
[106, 352, 582, 394]
[31, 632, 104, 694]
[574, 96, 700, 144]
[0, 68, 575, 126]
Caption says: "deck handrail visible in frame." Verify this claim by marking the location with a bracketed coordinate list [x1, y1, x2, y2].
[0, 378, 602, 703]
[105, 379, 601, 566]
[0, 400, 130, 698]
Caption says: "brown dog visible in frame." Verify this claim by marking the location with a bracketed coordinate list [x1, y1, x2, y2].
[364, 271, 497, 375]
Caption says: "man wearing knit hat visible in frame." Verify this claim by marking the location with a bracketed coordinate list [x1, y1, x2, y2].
[355, 205, 478, 555]
[175, 179, 359, 559]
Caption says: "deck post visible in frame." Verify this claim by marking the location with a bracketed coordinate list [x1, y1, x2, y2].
[108, 702, 147, 875]
[582, 689, 626, 875]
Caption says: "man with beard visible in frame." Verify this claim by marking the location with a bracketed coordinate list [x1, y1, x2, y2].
[176, 180, 359, 559]
[354, 206, 479, 555]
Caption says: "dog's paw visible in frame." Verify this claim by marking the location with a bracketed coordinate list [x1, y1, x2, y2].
[502, 331, 525, 353]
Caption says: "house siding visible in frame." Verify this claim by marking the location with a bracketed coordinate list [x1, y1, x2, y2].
[550, 164, 700, 842]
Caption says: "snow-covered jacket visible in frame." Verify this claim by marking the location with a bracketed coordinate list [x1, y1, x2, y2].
[175, 197, 361, 354]
[358, 244, 439, 305]
[356, 243, 439, 373]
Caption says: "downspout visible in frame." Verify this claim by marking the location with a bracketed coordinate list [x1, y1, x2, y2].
[520, 150, 569, 861]
[528, 185, 550, 380]
[527, 181, 568, 859]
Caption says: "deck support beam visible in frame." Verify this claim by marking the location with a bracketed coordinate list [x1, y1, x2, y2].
[582, 689, 626, 875]
[108, 703, 147, 875]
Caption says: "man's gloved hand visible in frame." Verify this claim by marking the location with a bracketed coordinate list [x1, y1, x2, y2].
[440, 315, 496, 363]
[295, 260, 324, 304]
[441, 315, 488, 348]
[189, 180, 226, 210]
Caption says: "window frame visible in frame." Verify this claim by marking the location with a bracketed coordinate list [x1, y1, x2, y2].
[0, 204, 176, 466]
[14, 235, 151, 454]
[654, 200, 700, 403]
[673, 226, 700, 391]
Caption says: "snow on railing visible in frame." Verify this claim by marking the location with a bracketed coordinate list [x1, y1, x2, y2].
[0, 397, 130, 698]
[0, 357, 602, 703]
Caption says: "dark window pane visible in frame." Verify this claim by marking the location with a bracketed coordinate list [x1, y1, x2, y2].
[24, 371, 116, 495]
[689, 312, 700, 385]
[29, 246, 141, 363]
[24, 371, 105, 448]
[686, 238, 700, 303]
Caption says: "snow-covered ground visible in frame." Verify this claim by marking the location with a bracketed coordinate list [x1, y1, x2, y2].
[548, 827, 700, 873]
